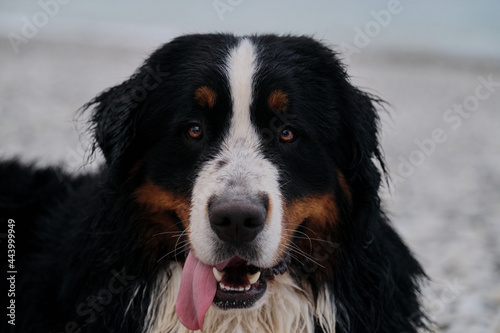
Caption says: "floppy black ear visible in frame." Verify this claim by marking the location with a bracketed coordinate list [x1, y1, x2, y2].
[338, 86, 387, 198]
[86, 80, 139, 166]
[331, 81, 430, 333]
[82, 63, 165, 174]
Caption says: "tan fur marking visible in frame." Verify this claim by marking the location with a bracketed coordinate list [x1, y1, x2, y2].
[194, 86, 217, 109]
[133, 179, 191, 259]
[278, 194, 338, 259]
[268, 90, 289, 112]
[337, 171, 352, 205]
[134, 179, 191, 223]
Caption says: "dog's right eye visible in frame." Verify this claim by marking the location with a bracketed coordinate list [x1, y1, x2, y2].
[186, 124, 203, 140]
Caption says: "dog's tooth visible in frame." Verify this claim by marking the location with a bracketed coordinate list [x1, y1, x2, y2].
[238, 287, 244, 291]
[213, 267, 225, 282]
[247, 271, 261, 285]
[245, 285, 251, 291]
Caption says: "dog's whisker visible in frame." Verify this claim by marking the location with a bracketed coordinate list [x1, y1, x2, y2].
[277, 245, 302, 263]
[173, 229, 189, 258]
[276, 236, 318, 266]
[284, 241, 326, 269]
[284, 228, 313, 249]
[279, 179, 292, 189]
[276, 243, 324, 269]
[285, 229, 337, 246]
[288, 248, 326, 269]
[293, 224, 320, 237]
[152, 231, 184, 237]
[157, 242, 190, 264]
[155, 228, 190, 264]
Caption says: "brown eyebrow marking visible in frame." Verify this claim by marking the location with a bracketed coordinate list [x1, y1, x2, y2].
[268, 90, 289, 112]
[194, 86, 217, 109]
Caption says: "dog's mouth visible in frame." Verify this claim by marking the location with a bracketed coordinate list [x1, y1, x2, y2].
[212, 255, 289, 310]
[176, 251, 290, 330]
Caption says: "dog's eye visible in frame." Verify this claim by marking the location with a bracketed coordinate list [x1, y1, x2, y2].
[279, 128, 295, 143]
[187, 124, 203, 140]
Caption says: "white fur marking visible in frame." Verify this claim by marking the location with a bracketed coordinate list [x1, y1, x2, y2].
[227, 38, 258, 142]
[143, 263, 185, 333]
[189, 38, 282, 268]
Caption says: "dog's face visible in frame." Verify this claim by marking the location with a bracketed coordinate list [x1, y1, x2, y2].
[87, 34, 381, 329]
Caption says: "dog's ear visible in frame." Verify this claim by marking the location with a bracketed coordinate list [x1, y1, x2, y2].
[82, 63, 166, 173]
[305, 40, 387, 197]
[337, 86, 387, 197]
[86, 79, 139, 166]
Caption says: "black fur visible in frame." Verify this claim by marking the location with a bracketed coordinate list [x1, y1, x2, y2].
[1, 34, 429, 332]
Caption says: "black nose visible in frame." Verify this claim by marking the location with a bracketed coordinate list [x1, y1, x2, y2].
[209, 199, 267, 244]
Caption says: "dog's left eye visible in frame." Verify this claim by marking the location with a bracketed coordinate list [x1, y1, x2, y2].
[279, 128, 295, 143]
[187, 124, 203, 140]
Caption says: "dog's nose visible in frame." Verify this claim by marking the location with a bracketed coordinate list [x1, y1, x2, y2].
[209, 199, 267, 244]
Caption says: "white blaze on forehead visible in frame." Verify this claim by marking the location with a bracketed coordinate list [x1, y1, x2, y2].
[226, 38, 259, 144]
[189, 38, 283, 268]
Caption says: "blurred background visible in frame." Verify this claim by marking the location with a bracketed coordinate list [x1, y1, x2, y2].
[1, 1, 499, 331]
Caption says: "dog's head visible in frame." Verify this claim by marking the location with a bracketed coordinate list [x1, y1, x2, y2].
[85, 34, 384, 330]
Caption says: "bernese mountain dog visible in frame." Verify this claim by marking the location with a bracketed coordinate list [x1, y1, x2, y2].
[1, 34, 429, 332]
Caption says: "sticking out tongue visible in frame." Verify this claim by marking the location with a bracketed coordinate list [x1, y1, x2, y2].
[176, 251, 216, 331]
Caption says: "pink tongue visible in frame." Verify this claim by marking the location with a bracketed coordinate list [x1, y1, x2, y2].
[176, 251, 217, 331]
